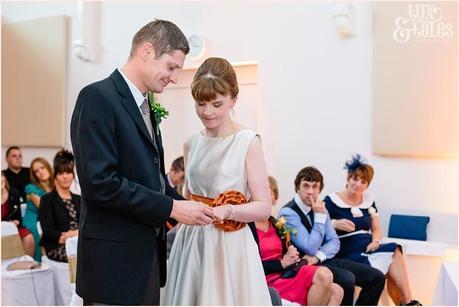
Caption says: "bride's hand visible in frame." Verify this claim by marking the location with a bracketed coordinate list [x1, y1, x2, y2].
[213, 205, 231, 223]
[170, 200, 215, 225]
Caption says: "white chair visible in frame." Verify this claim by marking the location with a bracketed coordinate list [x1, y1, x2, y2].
[1, 221, 55, 305]
[281, 298, 300, 305]
[20, 203, 27, 218]
[66, 236, 83, 305]
[37, 221, 73, 305]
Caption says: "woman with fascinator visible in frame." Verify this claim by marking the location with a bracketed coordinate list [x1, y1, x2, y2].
[38, 149, 80, 262]
[324, 154, 421, 306]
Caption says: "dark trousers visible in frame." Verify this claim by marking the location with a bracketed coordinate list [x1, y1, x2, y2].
[84, 243, 160, 306]
[321, 258, 385, 306]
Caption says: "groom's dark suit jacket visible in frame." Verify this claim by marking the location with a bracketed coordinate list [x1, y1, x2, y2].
[71, 70, 183, 304]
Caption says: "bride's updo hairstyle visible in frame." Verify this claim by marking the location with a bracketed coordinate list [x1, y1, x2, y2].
[191, 57, 239, 102]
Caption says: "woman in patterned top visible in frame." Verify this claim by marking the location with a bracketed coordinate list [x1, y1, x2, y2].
[39, 149, 80, 262]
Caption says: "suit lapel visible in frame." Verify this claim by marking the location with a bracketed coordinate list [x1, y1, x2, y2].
[149, 104, 166, 173]
[110, 70, 158, 152]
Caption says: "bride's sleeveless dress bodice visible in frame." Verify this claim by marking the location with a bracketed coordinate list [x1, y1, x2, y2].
[187, 129, 253, 198]
[162, 129, 272, 306]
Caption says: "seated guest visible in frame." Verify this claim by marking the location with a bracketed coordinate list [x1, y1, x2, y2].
[23, 157, 54, 261]
[325, 154, 421, 306]
[268, 175, 280, 206]
[2, 146, 31, 201]
[165, 156, 186, 232]
[39, 149, 80, 262]
[249, 176, 343, 305]
[279, 166, 385, 306]
[1, 172, 35, 256]
[166, 156, 185, 195]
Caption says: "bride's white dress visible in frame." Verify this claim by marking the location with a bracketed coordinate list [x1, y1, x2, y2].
[162, 129, 272, 305]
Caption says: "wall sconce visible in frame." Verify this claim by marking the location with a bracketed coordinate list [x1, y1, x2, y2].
[73, 1, 101, 62]
[332, 3, 356, 37]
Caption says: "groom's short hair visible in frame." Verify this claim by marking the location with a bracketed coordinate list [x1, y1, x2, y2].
[130, 19, 189, 58]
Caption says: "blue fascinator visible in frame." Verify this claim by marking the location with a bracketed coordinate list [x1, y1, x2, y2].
[343, 154, 366, 172]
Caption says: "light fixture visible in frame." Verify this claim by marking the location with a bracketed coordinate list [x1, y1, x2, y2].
[73, 1, 101, 62]
[332, 3, 356, 38]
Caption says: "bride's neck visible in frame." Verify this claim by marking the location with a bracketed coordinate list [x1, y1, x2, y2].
[205, 120, 239, 137]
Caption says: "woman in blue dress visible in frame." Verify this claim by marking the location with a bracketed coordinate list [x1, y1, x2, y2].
[22, 157, 54, 261]
[325, 154, 421, 306]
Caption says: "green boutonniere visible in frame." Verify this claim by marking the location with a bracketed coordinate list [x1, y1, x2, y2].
[147, 92, 169, 135]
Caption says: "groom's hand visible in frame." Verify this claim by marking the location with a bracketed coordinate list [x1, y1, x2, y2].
[170, 200, 215, 225]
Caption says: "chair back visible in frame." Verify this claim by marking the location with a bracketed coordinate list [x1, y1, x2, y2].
[36, 221, 47, 257]
[36, 221, 43, 236]
[20, 203, 27, 217]
[65, 236, 78, 283]
[1, 221, 25, 260]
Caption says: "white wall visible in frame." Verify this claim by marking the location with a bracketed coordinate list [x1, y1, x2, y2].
[2, 1, 458, 239]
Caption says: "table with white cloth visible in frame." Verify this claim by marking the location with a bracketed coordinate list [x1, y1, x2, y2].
[1, 255, 55, 305]
[433, 260, 458, 306]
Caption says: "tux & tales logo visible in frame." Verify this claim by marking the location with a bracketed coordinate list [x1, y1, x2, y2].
[393, 4, 454, 43]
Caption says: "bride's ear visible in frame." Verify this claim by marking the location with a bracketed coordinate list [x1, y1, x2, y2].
[230, 96, 238, 108]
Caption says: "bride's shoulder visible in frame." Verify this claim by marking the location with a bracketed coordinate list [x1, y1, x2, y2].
[184, 132, 202, 148]
[237, 127, 260, 141]
[233, 122, 257, 136]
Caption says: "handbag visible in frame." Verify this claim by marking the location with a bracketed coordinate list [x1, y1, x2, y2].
[281, 258, 309, 278]
[7, 260, 41, 271]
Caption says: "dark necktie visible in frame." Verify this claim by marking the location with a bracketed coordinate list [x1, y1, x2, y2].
[307, 210, 314, 226]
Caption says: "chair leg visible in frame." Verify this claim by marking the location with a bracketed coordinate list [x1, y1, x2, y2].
[268, 287, 283, 306]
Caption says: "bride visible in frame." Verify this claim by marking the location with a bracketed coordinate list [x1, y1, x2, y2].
[162, 57, 272, 305]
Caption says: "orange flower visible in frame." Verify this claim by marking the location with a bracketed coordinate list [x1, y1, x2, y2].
[272, 216, 297, 248]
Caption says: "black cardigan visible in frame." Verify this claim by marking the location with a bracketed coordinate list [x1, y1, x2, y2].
[38, 189, 81, 250]
[1, 188, 23, 225]
[248, 216, 290, 275]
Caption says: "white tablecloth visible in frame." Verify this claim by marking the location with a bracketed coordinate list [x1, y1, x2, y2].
[1, 256, 55, 305]
[433, 260, 458, 306]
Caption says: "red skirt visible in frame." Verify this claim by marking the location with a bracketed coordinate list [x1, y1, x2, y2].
[267, 265, 318, 305]
[257, 224, 319, 305]
[18, 226, 32, 239]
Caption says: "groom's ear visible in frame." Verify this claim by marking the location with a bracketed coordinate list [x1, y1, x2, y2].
[139, 42, 154, 60]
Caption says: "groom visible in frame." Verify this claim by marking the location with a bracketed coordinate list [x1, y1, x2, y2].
[71, 20, 214, 305]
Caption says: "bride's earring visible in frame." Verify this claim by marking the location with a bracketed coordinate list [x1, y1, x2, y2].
[230, 108, 235, 117]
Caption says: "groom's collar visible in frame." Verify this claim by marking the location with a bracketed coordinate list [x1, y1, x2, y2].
[117, 68, 145, 109]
